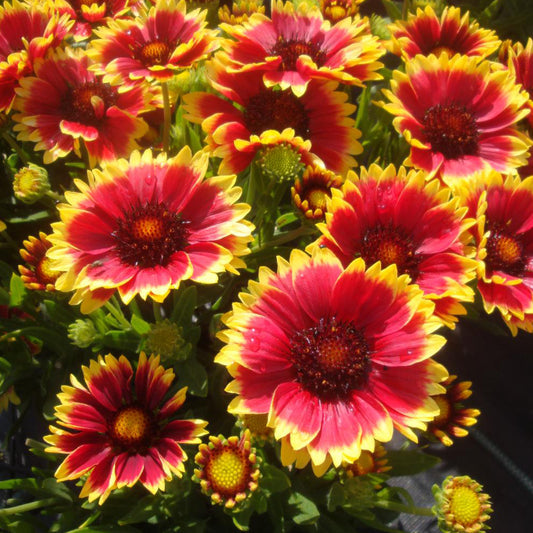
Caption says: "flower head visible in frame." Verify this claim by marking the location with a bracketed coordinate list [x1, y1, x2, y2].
[257, 143, 305, 182]
[0, 386, 21, 413]
[381, 54, 531, 184]
[194, 430, 260, 508]
[291, 165, 343, 221]
[433, 475, 492, 533]
[144, 319, 187, 361]
[343, 442, 390, 477]
[88, 0, 218, 85]
[507, 38, 533, 129]
[319, 0, 364, 25]
[13, 163, 50, 204]
[311, 164, 477, 328]
[19, 232, 60, 291]
[44, 352, 207, 504]
[216, 248, 448, 475]
[0, 0, 72, 112]
[68, 319, 99, 348]
[455, 170, 533, 334]
[218, 0, 265, 25]
[183, 61, 362, 174]
[13, 47, 149, 166]
[425, 375, 480, 446]
[217, 0, 384, 96]
[387, 6, 500, 61]
[47, 148, 252, 314]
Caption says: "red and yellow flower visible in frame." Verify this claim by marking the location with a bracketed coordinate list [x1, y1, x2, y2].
[319, 0, 364, 25]
[387, 6, 500, 61]
[218, 0, 265, 26]
[311, 164, 477, 328]
[0, 386, 21, 413]
[0, 0, 72, 112]
[48, 0, 132, 41]
[44, 352, 207, 504]
[216, 248, 448, 475]
[425, 375, 480, 447]
[183, 61, 362, 175]
[19, 232, 60, 291]
[88, 0, 218, 85]
[455, 170, 533, 334]
[194, 430, 260, 508]
[291, 165, 343, 221]
[343, 442, 390, 477]
[13, 47, 149, 166]
[381, 53, 531, 184]
[506, 38, 533, 129]
[217, 0, 384, 96]
[47, 148, 253, 313]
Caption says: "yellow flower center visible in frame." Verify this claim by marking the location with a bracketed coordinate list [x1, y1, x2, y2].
[132, 215, 166, 242]
[140, 41, 172, 66]
[110, 406, 152, 449]
[432, 394, 452, 426]
[206, 448, 247, 495]
[307, 188, 329, 212]
[350, 451, 376, 476]
[36, 256, 60, 286]
[449, 485, 482, 527]
[431, 46, 455, 57]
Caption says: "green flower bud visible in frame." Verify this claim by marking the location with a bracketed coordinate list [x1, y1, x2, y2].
[258, 143, 305, 182]
[68, 319, 99, 349]
[13, 164, 50, 204]
[144, 319, 187, 361]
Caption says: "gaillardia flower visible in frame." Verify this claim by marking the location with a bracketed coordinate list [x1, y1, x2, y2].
[432, 475, 492, 533]
[217, 0, 384, 96]
[319, 0, 364, 25]
[44, 353, 207, 504]
[218, 0, 265, 26]
[88, 0, 218, 85]
[183, 61, 362, 174]
[506, 38, 533, 129]
[455, 170, 533, 335]
[47, 148, 252, 313]
[425, 375, 480, 446]
[216, 248, 448, 475]
[48, 0, 131, 40]
[291, 165, 343, 221]
[343, 442, 390, 477]
[0, 0, 72, 112]
[19, 232, 60, 291]
[0, 386, 21, 413]
[311, 164, 477, 328]
[13, 47, 149, 166]
[381, 53, 531, 184]
[387, 5, 500, 61]
[194, 430, 260, 508]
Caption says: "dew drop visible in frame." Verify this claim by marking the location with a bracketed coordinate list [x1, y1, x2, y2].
[249, 336, 260, 352]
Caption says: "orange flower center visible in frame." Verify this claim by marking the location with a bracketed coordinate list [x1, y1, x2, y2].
[109, 405, 153, 449]
[113, 201, 189, 268]
[431, 46, 455, 57]
[485, 222, 525, 276]
[64, 82, 117, 126]
[361, 225, 419, 278]
[349, 450, 376, 476]
[290, 317, 370, 400]
[205, 448, 249, 497]
[244, 89, 310, 138]
[36, 256, 60, 286]
[271, 36, 327, 71]
[422, 103, 479, 159]
[139, 40, 173, 66]
[320, 0, 358, 23]
[449, 485, 482, 527]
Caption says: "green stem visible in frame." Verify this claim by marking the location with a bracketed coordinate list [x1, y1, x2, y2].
[374, 500, 434, 517]
[76, 510, 101, 529]
[45, 190, 64, 202]
[0, 497, 57, 516]
[161, 81, 171, 153]
[252, 224, 315, 253]
[153, 301, 165, 323]
[1, 132, 28, 164]
[79, 138, 92, 170]
[128, 297, 142, 318]
[104, 298, 131, 329]
[401, 0, 410, 19]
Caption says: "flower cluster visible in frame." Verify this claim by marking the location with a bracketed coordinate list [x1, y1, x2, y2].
[4, 0, 533, 531]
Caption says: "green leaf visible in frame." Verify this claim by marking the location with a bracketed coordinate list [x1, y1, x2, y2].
[67, 526, 141, 533]
[288, 492, 320, 525]
[130, 314, 151, 335]
[171, 285, 197, 325]
[101, 330, 140, 353]
[275, 212, 298, 228]
[9, 274, 26, 307]
[42, 478, 73, 502]
[16, 326, 68, 357]
[326, 482, 345, 512]
[0, 478, 39, 491]
[381, 0, 402, 20]
[43, 299, 77, 325]
[386, 450, 441, 476]
[260, 464, 291, 495]
[176, 356, 208, 397]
